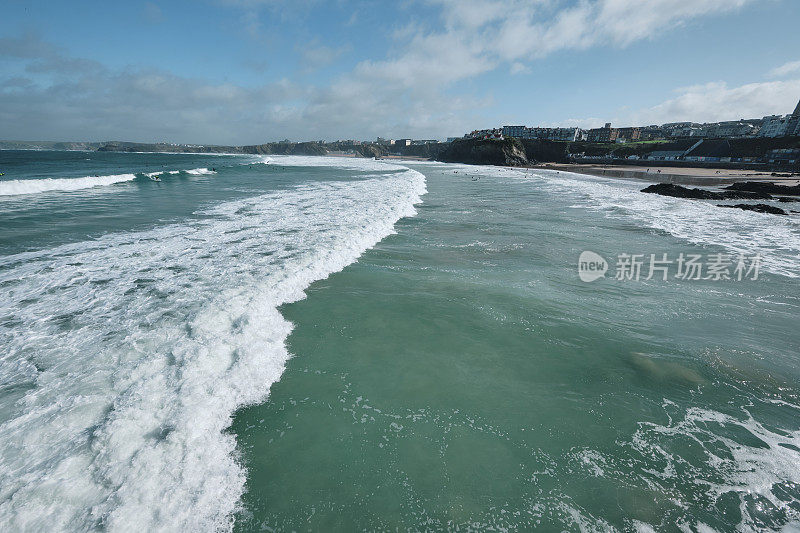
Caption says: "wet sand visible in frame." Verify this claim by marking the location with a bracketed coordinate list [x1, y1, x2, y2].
[533, 163, 800, 186]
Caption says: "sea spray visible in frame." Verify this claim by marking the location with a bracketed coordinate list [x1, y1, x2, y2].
[0, 174, 137, 196]
[0, 162, 426, 531]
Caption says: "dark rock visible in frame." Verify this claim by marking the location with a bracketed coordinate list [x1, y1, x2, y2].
[289, 142, 327, 156]
[778, 197, 800, 202]
[519, 139, 569, 164]
[396, 142, 445, 159]
[435, 138, 528, 166]
[718, 203, 788, 215]
[725, 181, 800, 196]
[641, 183, 720, 199]
[640, 183, 772, 200]
[356, 144, 387, 158]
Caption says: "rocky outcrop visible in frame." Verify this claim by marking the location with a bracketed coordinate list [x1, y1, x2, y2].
[519, 139, 570, 164]
[290, 142, 327, 156]
[96, 141, 328, 156]
[1, 140, 104, 151]
[641, 183, 792, 215]
[98, 142, 235, 153]
[641, 183, 772, 200]
[356, 144, 387, 158]
[724, 181, 800, 196]
[396, 142, 444, 159]
[718, 203, 788, 215]
[435, 138, 528, 166]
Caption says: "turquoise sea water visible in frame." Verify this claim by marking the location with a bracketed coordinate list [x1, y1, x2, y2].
[1, 151, 799, 531]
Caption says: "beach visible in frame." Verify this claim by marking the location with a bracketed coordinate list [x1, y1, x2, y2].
[532, 163, 800, 186]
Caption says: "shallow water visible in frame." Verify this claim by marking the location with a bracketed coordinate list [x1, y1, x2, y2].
[1, 152, 798, 531]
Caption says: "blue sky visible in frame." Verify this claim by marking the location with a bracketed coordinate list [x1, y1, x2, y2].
[1, 0, 799, 144]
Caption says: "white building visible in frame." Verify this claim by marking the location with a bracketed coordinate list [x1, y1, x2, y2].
[501, 125, 584, 141]
[758, 115, 792, 137]
[644, 150, 684, 161]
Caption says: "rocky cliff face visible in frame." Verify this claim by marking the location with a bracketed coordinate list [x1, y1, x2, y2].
[241, 142, 327, 156]
[97, 142, 234, 153]
[96, 141, 328, 156]
[435, 138, 528, 166]
[641, 183, 771, 200]
[356, 144, 387, 158]
[519, 139, 570, 164]
[1, 141, 104, 151]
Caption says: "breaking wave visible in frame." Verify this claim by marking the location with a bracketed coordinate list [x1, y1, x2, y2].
[0, 174, 137, 196]
[0, 163, 426, 531]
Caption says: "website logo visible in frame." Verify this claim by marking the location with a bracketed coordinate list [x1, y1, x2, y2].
[578, 251, 608, 282]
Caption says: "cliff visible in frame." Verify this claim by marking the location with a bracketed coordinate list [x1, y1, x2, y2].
[97, 142, 234, 153]
[240, 142, 327, 156]
[96, 141, 328, 156]
[1, 140, 105, 151]
[434, 138, 528, 166]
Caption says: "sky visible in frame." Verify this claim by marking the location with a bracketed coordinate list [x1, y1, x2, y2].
[1, 0, 800, 145]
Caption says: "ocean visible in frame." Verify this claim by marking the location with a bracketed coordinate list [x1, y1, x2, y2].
[0, 150, 798, 532]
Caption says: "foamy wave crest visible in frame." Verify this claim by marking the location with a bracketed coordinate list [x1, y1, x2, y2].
[0, 166, 426, 531]
[0, 174, 137, 196]
[622, 398, 800, 530]
[144, 168, 216, 178]
[524, 169, 800, 278]
[185, 167, 216, 175]
[263, 154, 412, 173]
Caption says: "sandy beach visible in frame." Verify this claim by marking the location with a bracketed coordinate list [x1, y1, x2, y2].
[533, 163, 800, 186]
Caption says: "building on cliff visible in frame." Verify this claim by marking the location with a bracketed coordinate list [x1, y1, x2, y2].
[466, 129, 504, 140]
[760, 115, 794, 137]
[586, 123, 619, 142]
[501, 126, 584, 141]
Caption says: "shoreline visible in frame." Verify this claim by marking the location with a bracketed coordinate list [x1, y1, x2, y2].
[527, 163, 800, 186]
[329, 153, 800, 186]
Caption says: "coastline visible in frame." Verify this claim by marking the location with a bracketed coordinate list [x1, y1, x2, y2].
[324, 153, 800, 187]
[527, 163, 800, 186]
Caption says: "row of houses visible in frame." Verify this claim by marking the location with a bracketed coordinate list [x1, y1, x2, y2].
[376, 138, 439, 146]
[465, 129, 505, 140]
[500, 126, 584, 141]
[471, 99, 800, 143]
[572, 139, 800, 165]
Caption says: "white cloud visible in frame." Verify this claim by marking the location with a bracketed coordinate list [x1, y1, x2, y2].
[769, 60, 800, 78]
[629, 79, 800, 125]
[0, 1, 765, 142]
[560, 78, 800, 128]
[428, 0, 754, 63]
[299, 42, 350, 70]
[143, 2, 164, 24]
[510, 62, 531, 75]
[555, 117, 609, 129]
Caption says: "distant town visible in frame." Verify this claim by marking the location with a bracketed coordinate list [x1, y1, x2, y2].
[371, 99, 800, 146]
[360, 98, 800, 168]
[3, 98, 799, 170]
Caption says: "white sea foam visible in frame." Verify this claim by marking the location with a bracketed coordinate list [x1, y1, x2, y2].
[520, 169, 800, 278]
[625, 400, 800, 530]
[0, 166, 220, 196]
[433, 161, 800, 277]
[263, 154, 412, 173]
[185, 167, 217, 175]
[0, 174, 137, 196]
[0, 165, 426, 531]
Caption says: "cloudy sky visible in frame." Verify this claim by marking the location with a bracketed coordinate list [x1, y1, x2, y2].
[1, 0, 799, 144]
